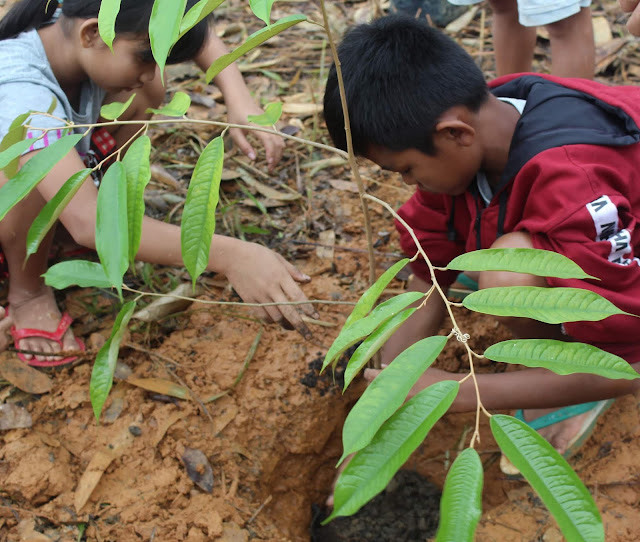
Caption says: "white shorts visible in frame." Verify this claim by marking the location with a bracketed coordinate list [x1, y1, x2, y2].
[447, 0, 591, 27]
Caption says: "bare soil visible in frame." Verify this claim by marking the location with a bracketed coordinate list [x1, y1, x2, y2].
[2, 1, 640, 541]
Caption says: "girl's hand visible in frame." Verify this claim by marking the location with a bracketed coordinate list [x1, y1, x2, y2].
[227, 100, 285, 172]
[222, 242, 318, 338]
[620, 0, 640, 35]
[0, 306, 14, 352]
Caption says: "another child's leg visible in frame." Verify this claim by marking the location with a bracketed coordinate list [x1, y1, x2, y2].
[0, 187, 78, 362]
[545, 7, 595, 78]
[487, 0, 537, 75]
[480, 231, 604, 455]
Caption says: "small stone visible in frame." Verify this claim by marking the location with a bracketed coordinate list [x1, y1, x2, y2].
[128, 425, 142, 437]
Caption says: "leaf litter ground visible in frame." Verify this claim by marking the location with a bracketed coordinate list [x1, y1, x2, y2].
[2, 0, 640, 540]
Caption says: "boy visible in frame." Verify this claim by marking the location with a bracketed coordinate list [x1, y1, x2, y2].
[448, 0, 594, 78]
[323, 15, 640, 459]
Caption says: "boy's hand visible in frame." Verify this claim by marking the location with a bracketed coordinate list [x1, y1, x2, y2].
[223, 242, 318, 338]
[620, 0, 640, 35]
[227, 101, 285, 172]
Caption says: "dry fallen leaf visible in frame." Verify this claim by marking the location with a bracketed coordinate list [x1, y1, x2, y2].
[0, 403, 32, 430]
[74, 427, 134, 512]
[0, 354, 53, 394]
[132, 283, 203, 323]
[181, 447, 214, 493]
[125, 377, 190, 400]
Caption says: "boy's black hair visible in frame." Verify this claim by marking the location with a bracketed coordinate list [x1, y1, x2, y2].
[323, 15, 489, 156]
[0, 0, 210, 64]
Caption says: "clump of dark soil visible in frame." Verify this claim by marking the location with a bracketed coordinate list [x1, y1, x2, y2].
[310, 470, 441, 542]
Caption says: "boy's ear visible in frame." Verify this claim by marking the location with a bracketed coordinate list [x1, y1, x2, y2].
[79, 19, 103, 49]
[434, 107, 476, 147]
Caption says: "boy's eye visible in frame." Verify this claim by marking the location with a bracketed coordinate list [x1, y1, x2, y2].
[137, 49, 155, 64]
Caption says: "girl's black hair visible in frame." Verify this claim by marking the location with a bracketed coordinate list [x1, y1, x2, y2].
[324, 15, 489, 156]
[0, 0, 210, 64]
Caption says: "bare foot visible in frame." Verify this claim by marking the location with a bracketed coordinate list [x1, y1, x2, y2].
[521, 407, 594, 455]
[8, 287, 78, 363]
[0, 306, 13, 351]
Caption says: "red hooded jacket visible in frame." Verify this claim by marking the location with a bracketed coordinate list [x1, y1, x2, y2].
[397, 74, 640, 362]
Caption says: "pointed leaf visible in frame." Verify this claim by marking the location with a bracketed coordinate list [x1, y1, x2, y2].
[179, 0, 225, 38]
[435, 448, 483, 542]
[484, 339, 639, 380]
[344, 258, 410, 329]
[326, 381, 459, 522]
[205, 15, 307, 82]
[448, 248, 596, 280]
[0, 112, 30, 178]
[463, 286, 627, 324]
[343, 308, 416, 390]
[96, 162, 128, 297]
[146, 91, 191, 117]
[247, 102, 283, 126]
[100, 94, 137, 121]
[90, 301, 136, 421]
[250, 0, 276, 25]
[0, 134, 82, 222]
[46, 97, 58, 115]
[98, 0, 122, 50]
[181, 136, 223, 285]
[150, 0, 187, 80]
[122, 136, 151, 266]
[339, 335, 448, 464]
[491, 415, 604, 542]
[44, 260, 112, 289]
[0, 139, 38, 171]
[321, 290, 424, 373]
[26, 169, 91, 260]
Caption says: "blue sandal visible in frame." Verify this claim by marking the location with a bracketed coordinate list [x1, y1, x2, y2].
[500, 399, 615, 477]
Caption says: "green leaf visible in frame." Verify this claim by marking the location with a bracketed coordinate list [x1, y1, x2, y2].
[179, 0, 225, 39]
[0, 139, 37, 171]
[205, 14, 307, 82]
[344, 258, 410, 329]
[435, 448, 483, 542]
[0, 112, 30, 178]
[343, 308, 416, 390]
[0, 134, 82, 222]
[100, 94, 137, 121]
[149, 0, 187, 81]
[44, 260, 112, 289]
[90, 301, 136, 421]
[463, 286, 627, 324]
[96, 162, 129, 297]
[147, 91, 191, 117]
[326, 381, 459, 522]
[98, 0, 122, 50]
[46, 97, 58, 115]
[491, 415, 604, 542]
[25, 168, 91, 260]
[250, 0, 276, 25]
[484, 339, 639, 380]
[321, 290, 424, 373]
[247, 102, 283, 126]
[447, 248, 596, 280]
[122, 136, 151, 266]
[181, 136, 224, 285]
[339, 335, 448, 464]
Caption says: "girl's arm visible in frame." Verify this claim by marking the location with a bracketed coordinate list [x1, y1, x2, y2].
[193, 30, 285, 172]
[31, 150, 317, 336]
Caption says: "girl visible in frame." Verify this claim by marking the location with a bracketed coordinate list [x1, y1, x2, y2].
[0, 0, 316, 365]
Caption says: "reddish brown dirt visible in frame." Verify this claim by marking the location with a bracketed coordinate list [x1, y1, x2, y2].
[2, 1, 640, 541]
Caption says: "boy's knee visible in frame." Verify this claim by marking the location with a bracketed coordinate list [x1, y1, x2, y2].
[488, 0, 519, 16]
[477, 231, 547, 290]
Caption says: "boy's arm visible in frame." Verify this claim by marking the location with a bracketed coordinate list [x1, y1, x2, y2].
[193, 29, 285, 171]
[31, 151, 317, 336]
[381, 274, 447, 365]
[620, 0, 640, 35]
[368, 349, 640, 412]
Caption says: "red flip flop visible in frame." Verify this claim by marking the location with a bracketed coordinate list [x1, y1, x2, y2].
[9, 311, 85, 367]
